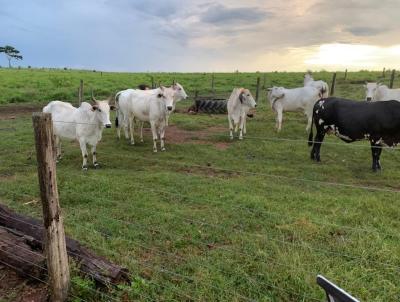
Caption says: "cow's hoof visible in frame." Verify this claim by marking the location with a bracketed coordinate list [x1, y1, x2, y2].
[153, 149, 157, 153]
[140, 139, 144, 143]
[82, 166, 88, 171]
[239, 136, 243, 140]
[130, 141, 135, 145]
[161, 148, 166, 152]
[230, 136, 233, 140]
[94, 163, 100, 169]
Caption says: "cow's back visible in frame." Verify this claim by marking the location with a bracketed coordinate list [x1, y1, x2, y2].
[316, 98, 400, 143]
[43, 101, 77, 139]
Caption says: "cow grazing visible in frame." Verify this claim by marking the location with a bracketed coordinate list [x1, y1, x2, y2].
[364, 82, 400, 102]
[267, 86, 321, 132]
[43, 98, 115, 170]
[115, 83, 187, 143]
[115, 86, 175, 152]
[304, 73, 329, 98]
[308, 97, 400, 171]
[227, 88, 257, 140]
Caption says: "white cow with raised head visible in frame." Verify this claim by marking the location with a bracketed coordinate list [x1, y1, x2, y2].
[43, 98, 115, 170]
[227, 88, 257, 140]
[115, 83, 187, 143]
[115, 86, 175, 152]
[364, 82, 400, 102]
[304, 73, 329, 98]
[267, 86, 320, 132]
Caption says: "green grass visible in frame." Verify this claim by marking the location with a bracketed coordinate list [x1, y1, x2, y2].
[0, 69, 400, 301]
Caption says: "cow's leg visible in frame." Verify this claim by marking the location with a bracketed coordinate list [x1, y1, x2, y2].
[79, 139, 89, 170]
[116, 111, 121, 139]
[243, 115, 247, 135]
[55, 136, 62, 161]
[166, 112, 170, 127]
[129, 116, 135, 145]
[228, 115, 234, 140]
[92, 145, 99, 168]
[310, 129, 325, 162]
[306, 112, 312, 132]
[150, 121, 158, 152]
[140, 122, 144, 143]
[276, 107, 283, 132]
[160, 122, 166, 151]
[122, 116, 129, 140]
[370, 142, 383, 172]
[239, 113, 245, 140]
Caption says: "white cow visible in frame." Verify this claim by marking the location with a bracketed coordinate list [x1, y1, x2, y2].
[304, 73, 329, 98]
[267, 86, 321, 132]
[364, 82, 400, 102]
[227, 88, 257, 140]
[115, 86, 175, 152]
[116, 83, 187, 143]
[43, 99, 115, 170]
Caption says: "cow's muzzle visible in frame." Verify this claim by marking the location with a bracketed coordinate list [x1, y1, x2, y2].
[105, 124, 112, 128]
[167, 106, 173, 111]
[366, 97, 372, 102]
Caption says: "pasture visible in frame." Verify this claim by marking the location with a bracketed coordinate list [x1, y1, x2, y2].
[0, 68, 399, 301]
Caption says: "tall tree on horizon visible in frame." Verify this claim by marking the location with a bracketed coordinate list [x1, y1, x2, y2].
[0, 45, 23, 68]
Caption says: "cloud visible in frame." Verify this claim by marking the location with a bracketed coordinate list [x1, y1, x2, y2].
[344, 26, 388, 37]
[200, 3, 272, 25]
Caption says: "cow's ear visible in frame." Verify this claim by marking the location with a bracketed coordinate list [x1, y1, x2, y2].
[92, 105, 99, 111]
[239, 92, 245, 103]
[267, 88, 273, 91]
[110, 105, 116, 111]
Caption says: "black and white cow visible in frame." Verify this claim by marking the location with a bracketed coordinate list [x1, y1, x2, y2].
[308, 97, 400, 171]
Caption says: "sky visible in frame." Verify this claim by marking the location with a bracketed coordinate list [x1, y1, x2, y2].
[1, 0, 399, 72]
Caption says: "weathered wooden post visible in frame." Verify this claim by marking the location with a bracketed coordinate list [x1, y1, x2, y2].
[262, 73, 267, 89]
[344, 69, 348, 80]
[382, 67, 386, 78]
[78, 80, 84, 105]
[389, 69, 396, 89]
[330, 72, 337, 96]
[151, 76, 155, 88]
[211, 74, 215, 95]
[255, 76, 261, 103]
[32, 113, 70, 302]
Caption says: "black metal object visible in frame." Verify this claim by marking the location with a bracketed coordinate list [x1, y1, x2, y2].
[317, 275, 360, 302]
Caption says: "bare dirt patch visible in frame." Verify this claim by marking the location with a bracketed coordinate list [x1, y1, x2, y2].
[141, 125, 229, 149]
[0, 104, 43, 120]
[0, 265, 48, 302]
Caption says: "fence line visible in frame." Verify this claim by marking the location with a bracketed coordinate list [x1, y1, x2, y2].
[101, 153, 400, 195]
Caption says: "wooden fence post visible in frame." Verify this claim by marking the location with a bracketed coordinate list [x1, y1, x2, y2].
[32, 113, 70, 302]
[330, 72, 337, 96]
[151, 76, 155, 88]
[382, 67, 386, 78]
[344, 69, 347, 80]
[389, 69, 396, 88]
[211, 74, 215, 95]
[255, 77, 261, 103]
[78, 80, 84, 105]
[262, 74, 267, 89]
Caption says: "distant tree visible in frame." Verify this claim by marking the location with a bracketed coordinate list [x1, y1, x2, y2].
[0, 45, 23, 68]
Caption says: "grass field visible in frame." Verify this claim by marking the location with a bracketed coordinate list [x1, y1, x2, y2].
[0, 69, 400, 301]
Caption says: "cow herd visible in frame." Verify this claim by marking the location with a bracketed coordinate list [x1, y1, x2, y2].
[42, 74, 400, 172]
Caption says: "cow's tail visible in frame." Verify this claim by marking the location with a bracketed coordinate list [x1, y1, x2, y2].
[115, 92, 121, 128]
[308, 114, 314, 147]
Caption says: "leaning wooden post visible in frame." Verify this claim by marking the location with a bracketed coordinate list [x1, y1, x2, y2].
[382, 67, 386, 78]
[255, 76, 261, 103]
[78, 79, 84, 105]
[32, 113, 70, 302]
[151, 76, 155, 88]
[344, 69, 348, 80]
[330, 72, 337, 96]
[389, 69, 396, 89]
